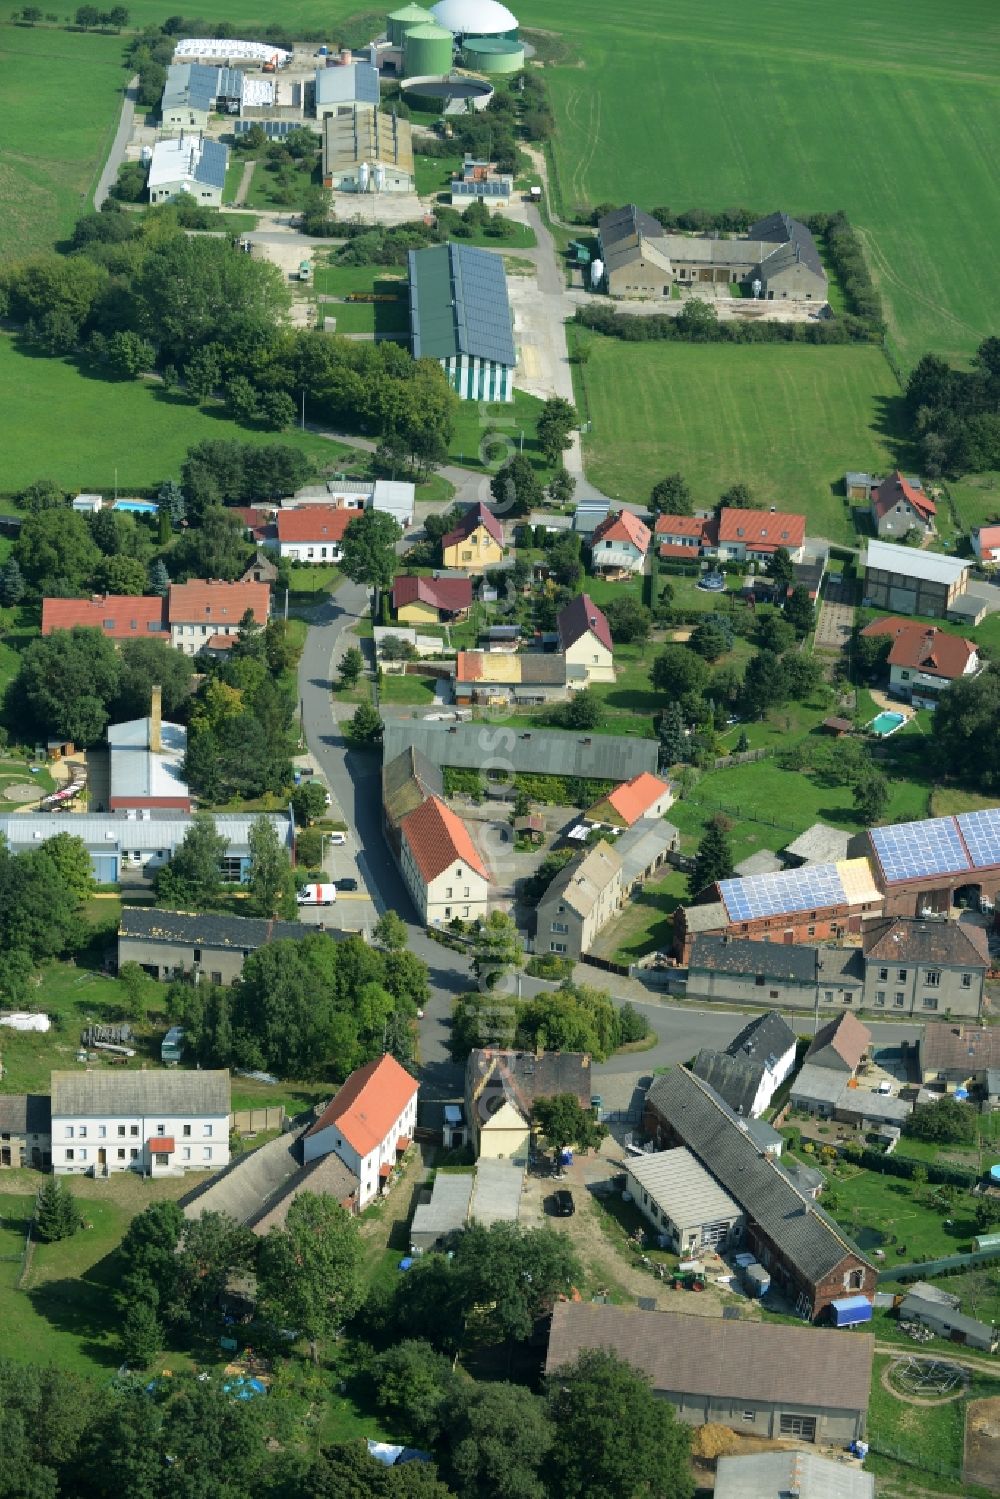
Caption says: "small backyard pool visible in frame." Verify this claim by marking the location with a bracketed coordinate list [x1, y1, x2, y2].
[868, 710, 906, 738]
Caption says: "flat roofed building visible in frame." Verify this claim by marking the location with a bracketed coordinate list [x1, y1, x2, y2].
[450, 155, 513, 205]
[314, 61, 380, 120]
[546, 1303, 873, 1443]
[863, 539, 970, 619]
[469, 1157, 523, 1225]
[408, 242, 515, 402]
[147, 133, 228, 206]
[410, 1170, 474, 1251]
[715, 1452, 874, 1499]
[322, 107, 414, 192]
[453, 649, 572, 705]
[108, 693, 189, 811]
[0, 810, 292, 886]
[50, 1069, 230, 1177]
[625, 1146, 742, 1255]
[118, 906, 313, 984]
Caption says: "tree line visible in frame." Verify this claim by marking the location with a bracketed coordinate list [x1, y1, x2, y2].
[904, 336, 1000, 478]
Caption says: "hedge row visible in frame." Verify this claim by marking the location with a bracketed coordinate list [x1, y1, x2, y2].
[856, 1146, 978, 1189]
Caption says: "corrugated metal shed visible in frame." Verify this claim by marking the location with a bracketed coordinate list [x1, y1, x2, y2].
[408, 242, 515, 366]
[626, 1145, 741, 1227]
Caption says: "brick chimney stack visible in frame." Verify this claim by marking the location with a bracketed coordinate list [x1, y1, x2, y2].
[150, 685, 162, 753]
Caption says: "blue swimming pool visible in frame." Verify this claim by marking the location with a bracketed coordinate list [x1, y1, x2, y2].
[869, 711, 906, 737]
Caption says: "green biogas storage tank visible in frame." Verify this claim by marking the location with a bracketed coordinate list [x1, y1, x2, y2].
[402, 21, 454, 77]
[387, 2, 432, 47]
[462, 37, 524, 73]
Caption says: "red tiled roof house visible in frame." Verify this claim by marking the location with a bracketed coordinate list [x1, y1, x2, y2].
[556, 593, 614, 683]
[303, 1054, 418, 1209]
[393, 574, 474, 623]
[167, 580, 271, 656]
[654, 513, 717, 560]
[276, 505, 356, 563]
[972, 524, 1000, 565]
[441, 502, 504, 573]
[585, 771, 674, 828]
[42, 594, 168, 641]
[398, 794, 490, 926]
[590, 509, 651, 577]
[716, 507, 806, 563]
[859, 617, 980, 707]
[871, 472, 936, 540]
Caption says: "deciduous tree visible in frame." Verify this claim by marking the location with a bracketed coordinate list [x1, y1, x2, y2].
[533, 1093, 606, 1154]
[257, 1192, 363, 1362]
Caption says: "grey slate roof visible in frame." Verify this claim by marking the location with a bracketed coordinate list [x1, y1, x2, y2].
[467, 1049, 591, 1113]
[119, 907, 311, 951]
[733, 848, 783, 877]
[0, 1093, 51, 1135]
[546, 1302, 874, 1412]
[900, 1293, 995, 1343]
[748, 211, 825, 277]
[715, 1451, 874, 1499]
[597, 203, 664, 251]
[645, 1066, 872, 1284]
[408, 243, 515, 367]
[790, 1064, 848, 1108]
[689, 933, 818, 985]
[725, 1010, 797, 1066]
[615, 819, 679, 888]
[51, 1069, 230, 1119]
[181, 1130, 302, 1224]
[691, 1050, 765, 1119]
[382, 745, 443, 829]
[381, 719, 658, 781]
[783, 822, 852, 866]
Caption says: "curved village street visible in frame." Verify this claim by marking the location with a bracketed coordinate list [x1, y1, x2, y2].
[297, 586, 923, 1108]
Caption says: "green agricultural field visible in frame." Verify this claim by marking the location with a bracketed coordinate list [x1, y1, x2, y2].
[0, 24, 127, 263]
[537, 0, 1000, 371]
[576, 337, 907, 540]
[0, 337, 345, 495]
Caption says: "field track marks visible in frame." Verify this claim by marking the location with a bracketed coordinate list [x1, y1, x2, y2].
[856, 225, 987, 343]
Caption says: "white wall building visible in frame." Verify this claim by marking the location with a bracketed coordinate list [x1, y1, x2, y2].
[50, 1070, 230, 1177]
[303, 1054, 418, 1209]
[147, 134, 229, 207]
[397, 794, 490, 925]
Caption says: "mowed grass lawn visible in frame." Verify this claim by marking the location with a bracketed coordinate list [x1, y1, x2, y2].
[867, 1356, 1000, 1485]
[0, 338, 342, 493]
[578, 338, 906, 538]
[541, 0, 1000, 370]
[0, 24, 126, 262]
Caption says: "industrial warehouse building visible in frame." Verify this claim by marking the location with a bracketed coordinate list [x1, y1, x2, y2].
[314, 61, 380, 120]
[0, 811, 294, 885]
[546, 1303, 873, 1443]
[408, 242, 516, 401]
[160, 62, 243, 129]
[147, 134, 228, 206]
[322, 107, 414, 191]
[862, 539, 971, 620]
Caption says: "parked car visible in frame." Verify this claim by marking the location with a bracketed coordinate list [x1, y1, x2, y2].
[875, 1078, 893, 1096]
[335, 877, 358, 892]
[550, 1189, 574, 1217]
[328, 831, 346, 846]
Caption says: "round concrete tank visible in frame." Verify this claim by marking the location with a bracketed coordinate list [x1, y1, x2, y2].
[401, 72, 493, 111]
[403, 22, 454, 77]
[387, 2, 433, 46]
[461, 36, 523, 72]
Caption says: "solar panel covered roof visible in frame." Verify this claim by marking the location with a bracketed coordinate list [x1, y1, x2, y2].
[408, 243, 516, 367]
[870, 815, 972, 884]
[718, 863, 847, 922]
[955, 808, 1000, 871]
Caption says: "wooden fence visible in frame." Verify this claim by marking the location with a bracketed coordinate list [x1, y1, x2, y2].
[230, 1107, 285, 1136]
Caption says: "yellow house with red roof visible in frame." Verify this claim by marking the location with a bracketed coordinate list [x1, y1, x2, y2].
[441, 502, 504, 573]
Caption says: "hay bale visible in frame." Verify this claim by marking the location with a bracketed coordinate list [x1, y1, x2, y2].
[690, 1423, 740, 1461]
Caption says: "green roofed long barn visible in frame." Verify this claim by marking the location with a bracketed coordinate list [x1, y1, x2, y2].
[407, 242, 516, 401]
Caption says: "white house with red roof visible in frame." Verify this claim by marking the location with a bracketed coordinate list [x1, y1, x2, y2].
[584, 771, 674, 829]
[556, 594, 615, 683]
[167, 579, 271, 655]
[860, 617, 980, 707]
[303, 1054, 418, 1209]
[398, 793, 490, 925]
[276, 505, 356, 563]
[972, 524, 1000, 565]
[871, 472, 935, 540]
[654, 513, 717, 560]
[590, 509, 651, 577]
[716, 508, 806, 563]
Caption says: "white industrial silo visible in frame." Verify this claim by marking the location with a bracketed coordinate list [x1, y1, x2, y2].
[590, 257, 604, 289]
[373, 164, 386, 192]
[358, 160, 371, 193]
